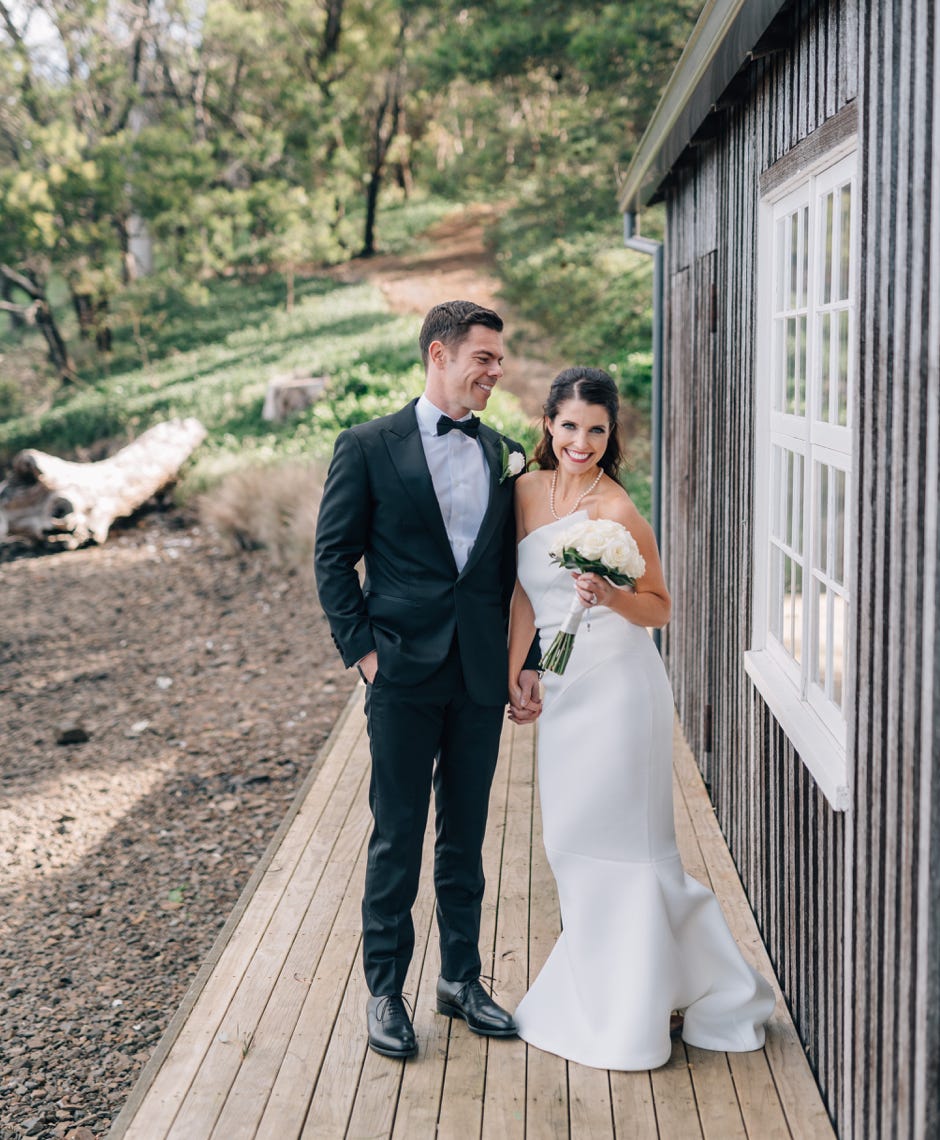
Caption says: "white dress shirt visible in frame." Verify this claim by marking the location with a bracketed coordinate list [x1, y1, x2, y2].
[415, 395, 490, 572]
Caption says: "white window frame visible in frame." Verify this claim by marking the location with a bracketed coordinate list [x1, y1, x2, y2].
[745, 141, 857, 812]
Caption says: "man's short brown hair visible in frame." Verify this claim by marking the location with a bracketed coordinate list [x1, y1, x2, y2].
[418, 300, 503, 368]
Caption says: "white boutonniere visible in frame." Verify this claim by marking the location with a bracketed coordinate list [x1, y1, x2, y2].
[500, 440, 526, 484]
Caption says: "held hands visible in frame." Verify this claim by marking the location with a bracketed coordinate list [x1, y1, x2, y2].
[508, 668, 543, 724]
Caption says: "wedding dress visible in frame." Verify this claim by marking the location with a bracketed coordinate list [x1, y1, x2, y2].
[514, 512, 775, 1070]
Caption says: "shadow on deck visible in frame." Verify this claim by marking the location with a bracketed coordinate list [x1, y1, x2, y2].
[109, 690, 835, 1139]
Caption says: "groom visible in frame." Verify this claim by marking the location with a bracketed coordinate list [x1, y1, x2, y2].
[314, 300, 541, 1059]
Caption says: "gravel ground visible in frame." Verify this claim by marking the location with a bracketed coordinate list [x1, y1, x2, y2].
[0, 509, 356, 1139]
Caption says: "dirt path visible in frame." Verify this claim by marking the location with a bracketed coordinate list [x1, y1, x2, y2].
[335, 203, 562, 418]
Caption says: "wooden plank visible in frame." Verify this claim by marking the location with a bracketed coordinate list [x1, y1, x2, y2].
[523, 726, 568, 1137]
[164, 740, 371, 1138]
[477, 723, 531, 1140]
[207, 762, 374, 1138]
[387, 898, 449, 1138]
[726, 1050, 791, 1140]
[609, 1070, 658, 1140]
[298, 960, 370, 1136]
[407, 728, 517, 1140]
[648, 1042, 703, 1139]
[683, 1046, 747, 1140]
[253, 834, 369, 1137]
[672, 725, 713, 891]
[339, 786, 440, 1139]
[761, 1013, 837, 1140]
[567, 1064, 614, 1139]
[121, 710, 367, 1140]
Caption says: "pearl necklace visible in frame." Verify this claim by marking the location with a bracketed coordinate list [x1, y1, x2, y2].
[549, 467, 603, 520]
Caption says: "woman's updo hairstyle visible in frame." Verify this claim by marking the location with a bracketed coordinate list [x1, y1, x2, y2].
[532, 367, 623, 480]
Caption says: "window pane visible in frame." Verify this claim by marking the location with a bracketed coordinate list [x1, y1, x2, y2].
[839, 184, 852, 300]
[816, 463, 829, 573]
[776, 447, 788, 542]
[820, 312, 832, 421]
[814, 578, 828, 692]
[823, 192, 834, 304]
[838, 309, 850, 425]
[792, 450, 803, 554]
[797, 314, 806, 416]
[832, 591, 846, 709]
[834, 468, 846, 586]
[770, 545, 785, 640]
[790, 212, 799, 309]
[786, 318, 797, 413]
[776, 217, 787, 311]
[800, 205, 810, 306]
[785, 557, 803, 665]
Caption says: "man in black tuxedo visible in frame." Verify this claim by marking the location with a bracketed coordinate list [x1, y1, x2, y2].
[315, 300, 541, 1059]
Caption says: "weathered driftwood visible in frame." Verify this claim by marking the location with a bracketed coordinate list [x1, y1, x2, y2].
[0, 417, 207, 549]
[261, 371, 328, 422]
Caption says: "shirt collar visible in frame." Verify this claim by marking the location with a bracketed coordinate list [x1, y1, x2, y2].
[416, 394, 476, 437]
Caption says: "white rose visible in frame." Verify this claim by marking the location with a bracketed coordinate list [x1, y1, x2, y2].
[603, 534, 645, 579]
[573, 526, 608, 560]
[550, 521, 587, 558]
[507, 451, 525, 476]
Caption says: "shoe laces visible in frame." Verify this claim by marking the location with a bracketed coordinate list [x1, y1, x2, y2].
[458, 974, 496, 1001]
[375, 993, 414, 1022]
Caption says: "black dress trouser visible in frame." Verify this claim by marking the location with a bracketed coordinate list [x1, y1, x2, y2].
[361, 640, 504, 996]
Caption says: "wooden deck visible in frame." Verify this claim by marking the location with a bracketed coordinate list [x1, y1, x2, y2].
[110, 689, 835, 1140]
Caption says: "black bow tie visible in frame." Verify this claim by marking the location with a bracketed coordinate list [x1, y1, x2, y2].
[436, 414, 480, 439]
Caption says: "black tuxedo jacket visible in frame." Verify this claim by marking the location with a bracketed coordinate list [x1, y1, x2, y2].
[314, 400, 526, 707]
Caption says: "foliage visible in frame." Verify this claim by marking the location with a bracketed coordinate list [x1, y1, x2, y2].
[1, 0, 701, 526]
[0, 271, 536, 499]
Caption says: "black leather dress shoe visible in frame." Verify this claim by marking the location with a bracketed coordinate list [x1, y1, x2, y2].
[366, 994, 418, 1058]
[436, 977, 517, 1037]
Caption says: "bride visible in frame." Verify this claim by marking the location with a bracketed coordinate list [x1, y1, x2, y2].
[508, 367, 774, 1071]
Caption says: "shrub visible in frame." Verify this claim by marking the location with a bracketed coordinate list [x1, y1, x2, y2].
[198, 459, 326, 578]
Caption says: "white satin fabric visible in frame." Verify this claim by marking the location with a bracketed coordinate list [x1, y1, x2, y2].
[514, 513, 775, 1070]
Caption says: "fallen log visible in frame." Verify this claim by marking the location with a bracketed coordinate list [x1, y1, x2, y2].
[0, 417, 207, 549]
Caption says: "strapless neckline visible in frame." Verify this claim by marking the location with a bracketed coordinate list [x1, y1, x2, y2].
[518, 509, 588, 550]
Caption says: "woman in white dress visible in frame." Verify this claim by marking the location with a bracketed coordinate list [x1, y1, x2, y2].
[508, 368, 774, 1071]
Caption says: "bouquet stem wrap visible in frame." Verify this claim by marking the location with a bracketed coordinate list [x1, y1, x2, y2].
[539, 592, 587, 675]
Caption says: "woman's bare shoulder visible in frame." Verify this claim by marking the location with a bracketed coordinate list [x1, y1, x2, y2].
[515, 469, 549, 499]
[601, 481, 652, 536]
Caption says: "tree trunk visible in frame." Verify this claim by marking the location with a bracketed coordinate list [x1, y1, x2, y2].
[361, 170, 382, 258]
[320, 0, 343, 62]
[0, 418, 207, 549]
[0, 264, 76, 382]
[360, 16, 407, 258]
[36, 301, 78, 382]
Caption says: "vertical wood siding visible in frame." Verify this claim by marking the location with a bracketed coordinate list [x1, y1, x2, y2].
[659, 0, 938, 1135]
[852, 2, 939, 1137]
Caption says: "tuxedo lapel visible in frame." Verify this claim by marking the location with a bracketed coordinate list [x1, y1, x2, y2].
[381, 402, 458, 573]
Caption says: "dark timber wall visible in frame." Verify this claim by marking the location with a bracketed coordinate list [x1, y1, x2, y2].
[656, 0, 939, 1135]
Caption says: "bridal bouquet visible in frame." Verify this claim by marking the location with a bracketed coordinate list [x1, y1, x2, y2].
[539, 518, 646, 675]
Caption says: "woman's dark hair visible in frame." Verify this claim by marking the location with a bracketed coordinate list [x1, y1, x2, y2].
[532, 367, 623, 479]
